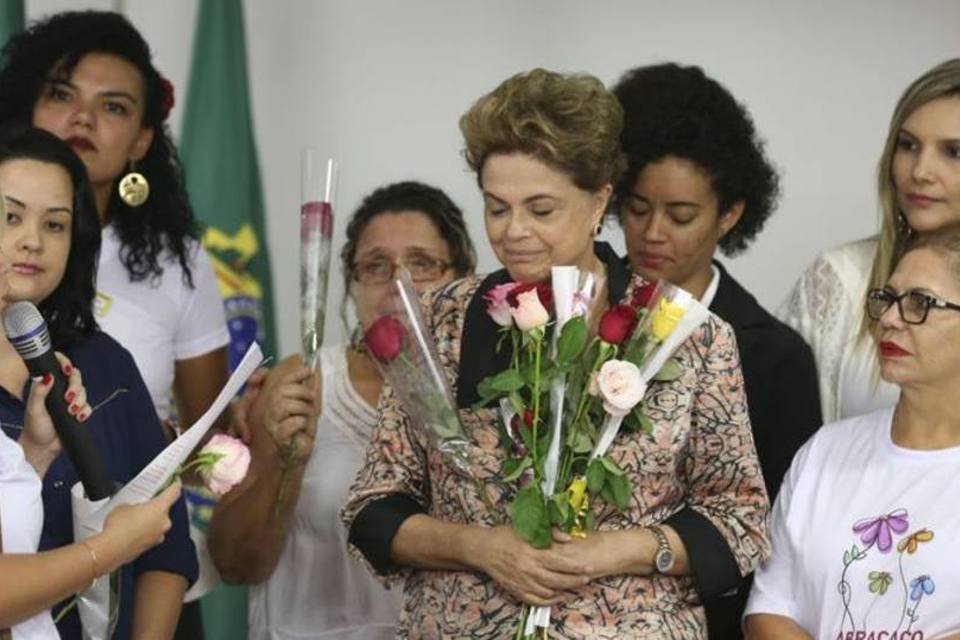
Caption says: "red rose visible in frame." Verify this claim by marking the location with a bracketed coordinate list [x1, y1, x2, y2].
[598, 304, 639, 344]
[507, 282, 554, 315]
[364, 316, 406, 364]
[631, 281, 658, 309]
[508, 409, 535, 453]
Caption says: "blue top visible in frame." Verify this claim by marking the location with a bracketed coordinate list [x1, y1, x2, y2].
[0, 330, 198, 640]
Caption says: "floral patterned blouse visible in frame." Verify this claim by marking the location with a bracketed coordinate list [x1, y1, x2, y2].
[343, 251, 770, 639]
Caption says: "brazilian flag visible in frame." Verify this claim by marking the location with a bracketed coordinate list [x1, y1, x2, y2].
[180, 1, 276, 638]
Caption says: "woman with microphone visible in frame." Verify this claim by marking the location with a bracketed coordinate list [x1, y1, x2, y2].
[0, 124, 196, 639]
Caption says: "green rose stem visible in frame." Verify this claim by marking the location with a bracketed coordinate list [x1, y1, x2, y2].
[557, 340, 612, 486]
[529, 330, 544, 465]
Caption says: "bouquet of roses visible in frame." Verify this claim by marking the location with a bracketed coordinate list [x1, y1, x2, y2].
[363, 269, 495, 510]
[477, 273, 710, 639]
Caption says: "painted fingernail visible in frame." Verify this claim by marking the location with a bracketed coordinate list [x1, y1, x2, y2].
[79, 411, 89, 422]
[69, 404, 78, 414]
[42, 373, 53, 386]
[65, 390, 76, 403]
[63, 364, 73, 375]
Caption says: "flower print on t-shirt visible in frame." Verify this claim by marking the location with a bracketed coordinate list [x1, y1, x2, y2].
[836, 508, 940, 638]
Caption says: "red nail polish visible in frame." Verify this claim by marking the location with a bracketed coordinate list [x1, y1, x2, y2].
[63, 364, 73, 375]
[42, 373, 53, 386]
[69, 404, 78, 414]
[65, 390, 76, 403]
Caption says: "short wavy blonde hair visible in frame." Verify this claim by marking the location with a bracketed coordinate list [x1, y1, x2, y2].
[459, 68, 625, 191]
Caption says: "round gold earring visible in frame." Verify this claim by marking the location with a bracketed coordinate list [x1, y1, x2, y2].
[118, 161, 150, 207]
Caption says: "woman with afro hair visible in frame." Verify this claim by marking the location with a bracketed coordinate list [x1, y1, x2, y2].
[611, 62, 822, 639]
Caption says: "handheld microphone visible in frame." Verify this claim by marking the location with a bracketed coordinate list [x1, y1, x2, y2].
[3, 301, 114, 500]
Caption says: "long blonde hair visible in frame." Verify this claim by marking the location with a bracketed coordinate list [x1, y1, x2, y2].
[862, 58, 960, 338]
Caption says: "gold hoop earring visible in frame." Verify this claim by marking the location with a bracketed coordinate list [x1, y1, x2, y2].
[118, 160, 150, 207]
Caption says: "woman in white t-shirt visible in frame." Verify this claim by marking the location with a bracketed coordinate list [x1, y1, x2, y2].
[746, 233, 960, 639]
[207, 181, 477, 640]
[780, 58, 960, 423]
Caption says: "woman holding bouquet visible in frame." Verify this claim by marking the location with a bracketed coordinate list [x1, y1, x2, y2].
[0, 124, 197, 639]
[745, 230, 960, 638]
[611, 62, 822, 638]
[342, 68, 769, 638]
[208, 181, 476, 639]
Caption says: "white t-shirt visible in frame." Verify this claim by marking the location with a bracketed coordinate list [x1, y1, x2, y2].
[0, 433, 60, 639]
[745, 408, 960, 639]
[94, 226, 230, 421]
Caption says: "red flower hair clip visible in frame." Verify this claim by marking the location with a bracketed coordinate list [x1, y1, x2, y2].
[158, 76, 175, 122]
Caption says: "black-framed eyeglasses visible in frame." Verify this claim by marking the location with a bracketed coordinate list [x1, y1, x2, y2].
[866, 288, 960, 325]
[352, 256, 450, 285]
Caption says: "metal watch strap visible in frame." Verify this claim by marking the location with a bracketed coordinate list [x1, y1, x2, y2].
[649, 524, 672, 571]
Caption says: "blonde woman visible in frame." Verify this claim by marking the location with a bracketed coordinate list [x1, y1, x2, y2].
[781, 58, 960, 422]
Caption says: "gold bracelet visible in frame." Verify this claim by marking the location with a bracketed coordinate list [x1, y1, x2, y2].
[79, 540, 101, 591]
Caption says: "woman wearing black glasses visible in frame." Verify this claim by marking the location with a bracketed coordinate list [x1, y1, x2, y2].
[207, 181, 476, 640]
[746, 231, 960, 638]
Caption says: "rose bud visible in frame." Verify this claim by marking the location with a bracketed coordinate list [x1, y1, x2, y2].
[198, 434, 251, 497]
[364, 316, 407, 364]
[598, 304, 639, 345]
[631, 281, 658, 309]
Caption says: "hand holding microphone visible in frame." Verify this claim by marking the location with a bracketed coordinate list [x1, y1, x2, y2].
[3, 300, 114, 499]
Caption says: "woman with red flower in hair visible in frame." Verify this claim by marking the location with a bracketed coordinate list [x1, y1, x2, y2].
[341, 68, 770, 639]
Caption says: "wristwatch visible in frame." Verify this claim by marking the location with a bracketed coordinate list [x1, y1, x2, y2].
[649, 525, 675, 573]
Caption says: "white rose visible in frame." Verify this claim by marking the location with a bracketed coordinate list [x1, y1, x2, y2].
[596, 359, 646, 417]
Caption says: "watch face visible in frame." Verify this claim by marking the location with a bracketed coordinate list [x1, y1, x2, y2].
[656, 549, 676, 573]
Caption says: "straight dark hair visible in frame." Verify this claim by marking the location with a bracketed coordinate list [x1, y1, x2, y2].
[0, 124, 100, 346]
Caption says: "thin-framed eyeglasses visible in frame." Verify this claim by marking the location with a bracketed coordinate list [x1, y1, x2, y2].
[865, 287, 960, 325]
[352, 255, 450, 285]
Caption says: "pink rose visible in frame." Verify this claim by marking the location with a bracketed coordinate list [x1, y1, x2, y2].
[198, 434, 251, 497]
[596, 359, 646, 417]
[510, 289, 550, 332]
[364, 316, 407, 364]
[484, 282, 518, 327]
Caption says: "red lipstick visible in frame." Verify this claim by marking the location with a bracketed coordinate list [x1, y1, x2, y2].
[880, 341, 910, 358]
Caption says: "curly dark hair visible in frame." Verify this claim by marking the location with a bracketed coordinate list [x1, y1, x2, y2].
[0, 10, 199, 286]
[611, 63, 780, 256]
[340, 180, 476, 284]
[0, 124, 101, 346]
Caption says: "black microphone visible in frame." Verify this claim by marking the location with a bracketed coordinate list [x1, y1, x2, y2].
[3, 301, 114, 500]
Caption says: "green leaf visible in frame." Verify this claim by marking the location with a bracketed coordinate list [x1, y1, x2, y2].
[510, 485, 546, 543]
[600, 482, 616, 506]
[653, 358, 683, 382]
[586, 459, 606, 493]
[607, 474, 632, 511]
[584, 511, 596, 531]
[569, 429, 594, 454]
[547, 493, 571, 526]
[599, 456, 626, 476]
[530, 523, 552, 549]
[556, 316, 587, 365]
[489, 369, 525, 393]
[500, 456, 532, 483]
[508, 391, 526, 415]
[637, 408, 655, 437]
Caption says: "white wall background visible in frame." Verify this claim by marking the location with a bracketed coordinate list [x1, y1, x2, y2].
[26, 0, 960, 356]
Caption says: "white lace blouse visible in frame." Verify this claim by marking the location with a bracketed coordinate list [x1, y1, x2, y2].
[778, 237, 899, 423]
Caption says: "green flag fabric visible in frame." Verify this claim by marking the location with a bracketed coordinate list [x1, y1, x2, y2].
[180, 2, 275, 639]
[0, 0, 24, 50]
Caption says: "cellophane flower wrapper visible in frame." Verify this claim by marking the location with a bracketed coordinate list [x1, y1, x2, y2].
[525, 266, 599, 635]
[300, 154, 337, 371]
[70, 486, 120, 640]
[590, 281, 711, 461]
[366, 269, 475, 478]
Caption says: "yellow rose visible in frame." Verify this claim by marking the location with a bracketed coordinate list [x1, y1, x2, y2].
[650, 298, 686, 341]
[567, 476, 588, 513]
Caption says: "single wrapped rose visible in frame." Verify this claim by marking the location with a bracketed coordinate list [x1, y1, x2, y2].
[598, 304, 639, 345]
[510, 289, 550, 332]
[198, 434, 251, 497]
[631, 281, 658, 309]
[596, 359, 646, 417]
[484, 282, 518, 327]
[651, 298, 687, 341]
[364, 316, 407, 363]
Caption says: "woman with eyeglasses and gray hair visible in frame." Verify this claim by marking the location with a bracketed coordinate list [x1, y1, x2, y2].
[746, 230, 960, 638]
[207, 181, 476, 640]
